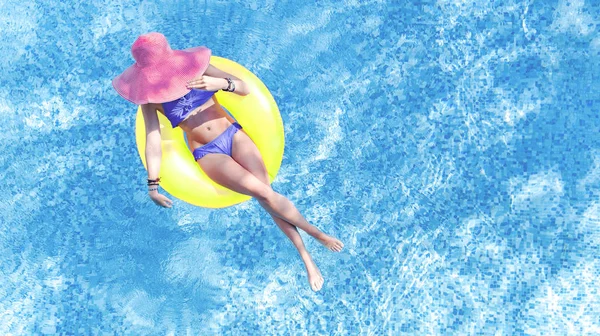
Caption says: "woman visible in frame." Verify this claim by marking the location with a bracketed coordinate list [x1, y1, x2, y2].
[113, 32, 343, 291]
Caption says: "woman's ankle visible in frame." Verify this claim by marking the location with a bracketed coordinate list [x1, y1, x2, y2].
[308, 229, 326, 239]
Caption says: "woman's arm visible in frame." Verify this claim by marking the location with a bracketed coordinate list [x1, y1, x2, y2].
[142, 103, 162, 182]
[141, 103, 172, 208]
[187, 64, 250, 96]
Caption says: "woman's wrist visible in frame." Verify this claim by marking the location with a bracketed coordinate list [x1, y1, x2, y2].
[147, 177, 160, 194]
[148, 185, 159, 196]
[221, 77, 236, 92]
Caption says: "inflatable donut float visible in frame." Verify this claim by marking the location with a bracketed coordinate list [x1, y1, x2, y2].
[135, 56, 284, 208]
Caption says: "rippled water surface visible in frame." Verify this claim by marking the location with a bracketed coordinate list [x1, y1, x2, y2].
[1, 0, 599, 334]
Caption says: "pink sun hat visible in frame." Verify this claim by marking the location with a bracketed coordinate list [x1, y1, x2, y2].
[112, 32, 212, 104]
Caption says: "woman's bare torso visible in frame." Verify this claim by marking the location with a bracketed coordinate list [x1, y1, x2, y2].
[157, 97, 233, 150]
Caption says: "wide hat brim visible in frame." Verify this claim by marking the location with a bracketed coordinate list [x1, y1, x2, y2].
[112, 46, 212, 105]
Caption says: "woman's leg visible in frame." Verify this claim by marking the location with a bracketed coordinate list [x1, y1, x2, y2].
[198, 153, 324, 291]
[230, 130, 343, 252]
[230, 131, 329, 291]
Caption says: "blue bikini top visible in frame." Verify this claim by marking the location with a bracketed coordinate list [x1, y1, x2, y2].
[162, 89, 216, 127]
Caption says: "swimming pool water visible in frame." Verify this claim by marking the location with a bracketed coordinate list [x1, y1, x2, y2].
[1, 0, 599, 334]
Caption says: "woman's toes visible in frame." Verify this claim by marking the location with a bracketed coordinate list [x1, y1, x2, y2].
[310, 277, 324, 292]
[311, 282, 320, 291]
[329, 240, 343, 252]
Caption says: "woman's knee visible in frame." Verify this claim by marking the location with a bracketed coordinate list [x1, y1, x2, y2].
[252, 184, 275, 203]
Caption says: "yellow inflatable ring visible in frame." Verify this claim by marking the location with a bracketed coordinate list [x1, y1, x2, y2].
[135, 56, 284, 208]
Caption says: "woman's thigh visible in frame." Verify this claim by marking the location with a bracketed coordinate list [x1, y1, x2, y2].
[197, 153, 271, 199]
[231, 130, 270, 185]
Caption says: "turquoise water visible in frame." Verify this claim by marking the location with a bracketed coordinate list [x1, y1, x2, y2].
[2, 0, 600, 334]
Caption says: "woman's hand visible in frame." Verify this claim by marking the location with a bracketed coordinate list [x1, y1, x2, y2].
[186, 76, 227, 92]
[149, 191, 173, 208]
[190, 65, 250, 96]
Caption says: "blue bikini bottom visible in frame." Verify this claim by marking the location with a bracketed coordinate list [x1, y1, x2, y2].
[192, 122, 242, 161]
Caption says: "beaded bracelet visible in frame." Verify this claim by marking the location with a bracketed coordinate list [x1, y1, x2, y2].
[223, 78, 236, 92]
[223, 78, 231, 91]
[148, 186, 158, 192]
[147, 177, 161, 186]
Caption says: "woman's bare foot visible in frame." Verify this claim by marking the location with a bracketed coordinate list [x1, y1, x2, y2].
[305, 259, 324, 291]
[316, 233, 344, 252]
